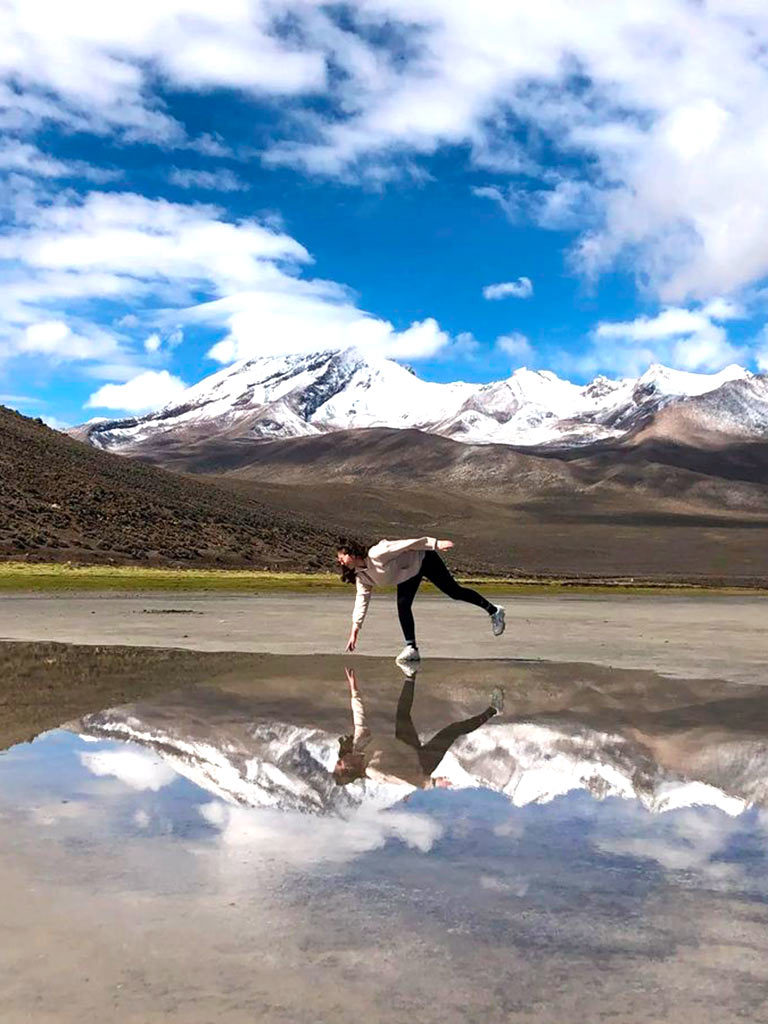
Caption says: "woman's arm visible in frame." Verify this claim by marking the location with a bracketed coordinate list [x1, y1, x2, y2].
[345, 667, 372, 749]
[346, 577, 372, 651]
[367, 537, 453, 563]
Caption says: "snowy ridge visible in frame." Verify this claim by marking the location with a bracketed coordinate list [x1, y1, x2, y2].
[74, 710, 767, 819]
[436, 723, 750, 816]
[76, 713, 410, 815]
[77, 348, 768, 452]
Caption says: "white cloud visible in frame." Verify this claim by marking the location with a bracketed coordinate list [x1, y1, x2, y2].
[597, 805, 752, 890]
[266, 2, 768, 302]
[24, 319, 69, 349]
[86, 369, 188, 412]
[18, 319, 120, 362]
[596, 309, 712, 344]
[0, 189, 458, 402]
[381, 318, 450, 360]
[0, 190, 308, 284]
[203, 293, 452, 365]
[0, 140, 119, 181]
[0, 190, 308, 374]
[0, 1, 327, 144]
[4, 4, 768, 302]
[200, 801, 442, 868]
[0, 392, 37, 404]
[41, 414, 70, 430]
[580, 305, 746, 377]
[80, 748, 178, 790]
[483, 277, 533, 301]
[168, 168, 249, 192]
[702, 298, 744, 322]
[496, 332, 533, 364]
[474, 180, 597, 231]
[754, 327, 768, 373]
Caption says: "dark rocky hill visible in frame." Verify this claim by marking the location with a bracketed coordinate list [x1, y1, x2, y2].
[0, 406, 336, 570]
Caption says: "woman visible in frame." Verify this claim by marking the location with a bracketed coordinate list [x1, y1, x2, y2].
[333, 666, 503, 789]
[336, 536, 505, 663]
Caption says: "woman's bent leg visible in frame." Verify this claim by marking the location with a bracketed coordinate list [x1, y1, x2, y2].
[418, 707, 497, 776]
[396, 572, 423, 645]
[421, 551, 495, 613]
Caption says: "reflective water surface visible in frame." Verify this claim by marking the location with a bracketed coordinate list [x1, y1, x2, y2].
[3, 651, 768, 1023]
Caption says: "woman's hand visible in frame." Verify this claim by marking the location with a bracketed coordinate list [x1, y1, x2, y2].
[345, 627, 359, 652]
[436, 539, 454, 551]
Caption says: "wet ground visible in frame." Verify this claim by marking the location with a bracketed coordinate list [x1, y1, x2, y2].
[3, 643, 768, 1023]
[1, 591, 766, 683]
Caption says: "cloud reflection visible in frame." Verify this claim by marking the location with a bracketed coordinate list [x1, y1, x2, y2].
[200, 800, 442, 867]
[79, 748, 178, 791]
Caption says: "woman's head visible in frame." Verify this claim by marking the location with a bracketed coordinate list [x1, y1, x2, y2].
[333, 736, 368, 785]
[336, 537, 368, 583]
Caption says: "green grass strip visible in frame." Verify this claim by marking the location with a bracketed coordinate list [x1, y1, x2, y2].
[0, 561, 764, 596]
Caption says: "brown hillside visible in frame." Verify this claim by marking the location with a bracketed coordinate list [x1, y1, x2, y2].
[0, 406, 336, 569]
[126, 426, 768, 583]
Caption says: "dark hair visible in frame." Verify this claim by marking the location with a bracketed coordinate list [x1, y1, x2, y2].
[336, 536, 368, 584]
[333, 764, 366, 786]
[332, 736, 367, 785]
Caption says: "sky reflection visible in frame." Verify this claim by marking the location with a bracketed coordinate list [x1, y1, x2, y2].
[5, 659, 768, 1023]
[2, 725, 767, 903]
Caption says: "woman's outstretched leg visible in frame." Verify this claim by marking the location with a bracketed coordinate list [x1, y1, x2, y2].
[420, 551, 493, 610]
[394, 673, 500, 777]
[418, 706, 498, 777]
[420, 550, 505, 636]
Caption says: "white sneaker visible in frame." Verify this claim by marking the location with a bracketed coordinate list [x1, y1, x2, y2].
[395, 644, 421, 664]
[490, 606, 506, 636]
[397, 662, 418, 680]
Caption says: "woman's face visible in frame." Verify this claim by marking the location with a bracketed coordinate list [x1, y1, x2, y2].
[333, 753, 367, 784]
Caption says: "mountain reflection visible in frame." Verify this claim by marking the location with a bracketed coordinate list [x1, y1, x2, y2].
[71, 662, 768, 819]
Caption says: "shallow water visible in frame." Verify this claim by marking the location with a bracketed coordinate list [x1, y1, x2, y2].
[3, 654, 768, 1023]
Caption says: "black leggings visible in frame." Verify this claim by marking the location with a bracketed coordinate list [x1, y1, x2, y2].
[395, 677, 497, 777]
[396, 550, 495, 646]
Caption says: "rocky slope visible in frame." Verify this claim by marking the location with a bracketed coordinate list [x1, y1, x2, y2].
[0, 405, 336, 567]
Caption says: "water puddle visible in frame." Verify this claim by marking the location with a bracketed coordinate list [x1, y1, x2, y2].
[3, 651, 768, 1022]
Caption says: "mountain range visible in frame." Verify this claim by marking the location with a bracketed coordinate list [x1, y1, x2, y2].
[74, 348, 768, 453]
[63, 348, 768, 582]
[73, 679, 768, 819]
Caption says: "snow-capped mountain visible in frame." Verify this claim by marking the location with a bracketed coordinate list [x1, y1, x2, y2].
[74, 709, 414, 816]
[73, 701, 768, 819]
[75, 348, 768, 453]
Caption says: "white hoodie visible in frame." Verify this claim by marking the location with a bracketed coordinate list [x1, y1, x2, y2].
[352, 537, 438, 629]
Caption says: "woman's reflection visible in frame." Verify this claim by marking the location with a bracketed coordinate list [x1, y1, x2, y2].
[333, 666, 504, 789]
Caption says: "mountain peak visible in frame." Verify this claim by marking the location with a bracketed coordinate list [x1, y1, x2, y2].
[75, 349, 765, 452]
[508, 366, 561, 383]
[638, 362, 749, 396]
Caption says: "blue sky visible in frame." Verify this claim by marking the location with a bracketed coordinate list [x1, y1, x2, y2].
[2, 1, 768, 425]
